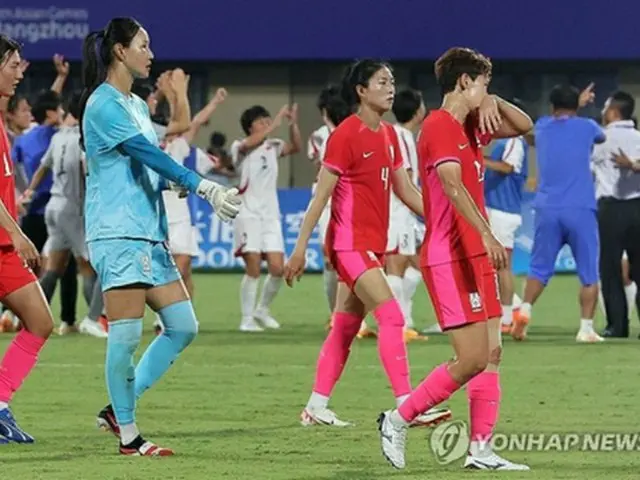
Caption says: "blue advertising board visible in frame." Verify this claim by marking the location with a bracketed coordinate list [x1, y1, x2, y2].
[1, 1, 639, 61]
[192, 188, 576, 276]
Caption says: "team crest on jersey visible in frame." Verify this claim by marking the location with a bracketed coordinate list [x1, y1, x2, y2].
[141, 254, 151, 274]
[469, 292, 482, 312]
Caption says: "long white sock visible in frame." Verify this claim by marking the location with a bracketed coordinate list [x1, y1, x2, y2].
[520, 302, 532, 318]
[598, 282, 607, 316]
[256, 274, 283, 311]
[625, 282, 637, 314]
[323, 269, 338, 312]
[120, 423, 140, 445]
[501, 304, 513, 326]
[403, 267, 421, 328]
[240, 275, 259, 318]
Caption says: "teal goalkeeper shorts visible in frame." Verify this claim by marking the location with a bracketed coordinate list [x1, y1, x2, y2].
[87, 238, 180, 292]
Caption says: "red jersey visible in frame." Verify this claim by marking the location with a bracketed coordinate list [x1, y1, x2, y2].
[418, 109, 492, 266]
[0, 117, 17, 247]
[323, 114, 403, 253]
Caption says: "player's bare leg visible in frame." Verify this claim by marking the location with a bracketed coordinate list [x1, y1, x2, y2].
[253, 251, 283, 329]
[323, 256, 337, 329]
[386, 253, 424, 342]
[512, 276, 545, 341]
[239, 252, 263, 332]
[498, 250, 515, 334]
[0, 282, 53, 443]
[576, 283, 602, 342]
[463, 317, 529, 470]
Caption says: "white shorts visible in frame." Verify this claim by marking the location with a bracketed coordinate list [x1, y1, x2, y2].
[387, 211, 417, 256]
[234, 216, 284, 256]
[168, 220, 199, 257]
[487, 208, 522, 250]
[43, 207, 88, 259]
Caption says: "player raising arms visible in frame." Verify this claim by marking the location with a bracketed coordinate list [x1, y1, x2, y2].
[232, 103, 302, 332]
[378, 47, 533, 471]
[0, 34, 55, 444]
[285, 59, 451, 428]
[78, 17, 240, 456]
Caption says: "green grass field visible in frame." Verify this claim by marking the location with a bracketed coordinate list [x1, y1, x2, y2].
[0, 273, 639, 480]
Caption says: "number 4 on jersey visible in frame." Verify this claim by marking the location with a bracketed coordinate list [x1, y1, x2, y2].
[381, 166, 389, 190]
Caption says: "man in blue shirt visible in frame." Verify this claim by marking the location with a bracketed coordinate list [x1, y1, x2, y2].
[483, 100, 530, 335]
[512, 84, 606, 343]
[11, 90, 78, 330]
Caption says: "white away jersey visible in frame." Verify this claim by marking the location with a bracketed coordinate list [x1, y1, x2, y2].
[390, 124, 418, 218]
[231, 138, 284, 219]
[307, 125, 331, 164]
[162, 137, 212, 223]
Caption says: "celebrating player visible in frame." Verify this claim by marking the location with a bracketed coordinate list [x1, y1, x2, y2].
[482, 99, 530, 334]
[0, 34, 55, 444]
[23, 91, 107, 338]
[285, 59, 451, 428]
[232, 103, 302, 332]
[78, 18, 240, 456]
[377, 47, 532, 471]
[386, 88, 426, 340]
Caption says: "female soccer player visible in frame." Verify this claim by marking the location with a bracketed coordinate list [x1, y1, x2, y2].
[284, 59, 450, 429]
[79, 17, 240, 456]
[0, 34, 55, 444]
[377, 47, 532, 471]
[232, 103, 301, 332]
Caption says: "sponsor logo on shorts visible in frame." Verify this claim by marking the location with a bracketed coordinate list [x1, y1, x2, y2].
[366, 251, 377, 261]
[141, 254, 151, 274]
[469, 292, 482, 311]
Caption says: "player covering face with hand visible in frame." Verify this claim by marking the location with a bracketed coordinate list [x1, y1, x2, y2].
[377, 47, 533, 471]
[284, 59, 451, 429]
[78, 17, 240, 456]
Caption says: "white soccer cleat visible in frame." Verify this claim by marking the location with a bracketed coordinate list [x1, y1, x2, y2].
[377, 410, 407, 469]
[411, 407, 452, 428]
[78, 318, 108, 338]
[239, 317, 264, 332]
[422, 323, 442, 334]
[464, 451, 530, 471]
[253, 309, 280, 329]
[300, 407, 352, 427]
[576, 330, 604, 343]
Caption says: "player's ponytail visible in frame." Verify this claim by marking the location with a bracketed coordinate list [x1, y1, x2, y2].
[78, 30, 106, 150]
[78, 17, 141, 150]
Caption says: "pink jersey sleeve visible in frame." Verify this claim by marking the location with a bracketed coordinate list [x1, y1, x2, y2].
[322, 125, 353, 175]
[422, 117, 462, 168]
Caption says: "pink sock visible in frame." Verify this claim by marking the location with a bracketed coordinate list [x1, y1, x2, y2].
[398, 363, 460, 422]
[312, 311, 362, 396]
[0, 330, 47, 403]
[467, 371, 501, 443]
[374, 299, 411, 397]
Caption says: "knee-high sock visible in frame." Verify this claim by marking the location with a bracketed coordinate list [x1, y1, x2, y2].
[374, 298, 411, 398]
[0, 330, 47, 403]
[134, 300, 198, 399]
[256, 274, 282, 312]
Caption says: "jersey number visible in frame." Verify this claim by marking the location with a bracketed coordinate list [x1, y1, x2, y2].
[381, 167, 390, 191]
[57, 145, 67, 177]
[2, 153, 11, 177]
[474, 160, 485, 182]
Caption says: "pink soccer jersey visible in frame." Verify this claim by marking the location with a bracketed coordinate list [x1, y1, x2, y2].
[322, 114, 403, 253]
[417, 109, 492, 267]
